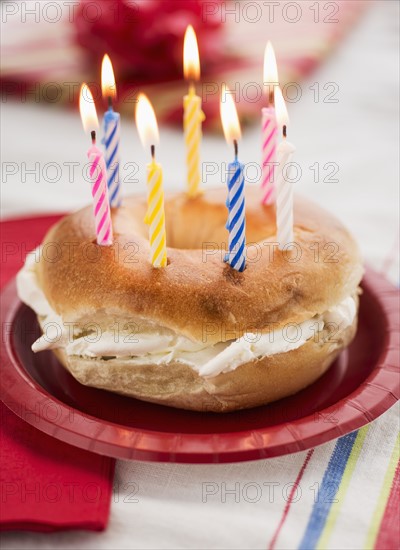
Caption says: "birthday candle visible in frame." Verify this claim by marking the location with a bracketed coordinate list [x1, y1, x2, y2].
[101, 54, 121, 207]
[183, 25, 205, 197]
[88, 138, 113, 245]
[275, 87, 296, 249]
[261, 42, 279, 205]
[136, 94, 167, 268]
[225, 154, 246, 271]
[261, 107, 278, 204]
[79, 84, 113, 246]
[146, 157, 167, 268]
[220, 86, 246, 272]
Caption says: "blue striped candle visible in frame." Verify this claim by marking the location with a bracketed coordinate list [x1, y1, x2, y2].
[103, 105, 121, 207]
[225, 145, 246, 272]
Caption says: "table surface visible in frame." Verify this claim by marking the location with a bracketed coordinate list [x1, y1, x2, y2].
[1, 1, 399, 549]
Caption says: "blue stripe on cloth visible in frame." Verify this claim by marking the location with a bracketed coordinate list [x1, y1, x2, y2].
[298, 430, 359, 550]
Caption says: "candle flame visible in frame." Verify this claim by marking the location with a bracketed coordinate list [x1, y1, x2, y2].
[101, 54, 117, 100]
[79, 83, 99, 134]
[184, 25, 200, 81]
[135, 93, 159, 149]
[263, 41, 279, 85]
[274, 86, 289, 128]
[220, 85, 242, 144]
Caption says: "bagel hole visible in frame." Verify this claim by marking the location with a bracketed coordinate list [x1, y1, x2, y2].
[163, 194, 233, 250]
[123, 190, 275, 251]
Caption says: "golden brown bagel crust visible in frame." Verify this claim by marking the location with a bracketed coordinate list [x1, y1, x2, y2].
[50, 318, 357, 413]
[36, 187, 363, 345]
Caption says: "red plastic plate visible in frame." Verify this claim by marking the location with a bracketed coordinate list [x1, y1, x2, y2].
[0, 270, 399, 463]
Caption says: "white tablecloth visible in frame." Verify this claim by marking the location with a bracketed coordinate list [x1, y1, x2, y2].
[1, 1, 399, 549]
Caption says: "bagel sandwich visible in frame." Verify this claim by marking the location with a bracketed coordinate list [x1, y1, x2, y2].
[17, 187, 363, 412]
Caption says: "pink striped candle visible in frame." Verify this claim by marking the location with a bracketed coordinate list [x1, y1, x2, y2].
[79, 83, 113, 246]
[87, 133, 113, 246]
[261, 107, 278, 204]
[261, 41, 279, 205]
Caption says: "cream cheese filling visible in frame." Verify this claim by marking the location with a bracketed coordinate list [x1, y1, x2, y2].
[16, 249, 357, 378]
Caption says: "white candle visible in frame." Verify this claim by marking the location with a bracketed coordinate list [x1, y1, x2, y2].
[274, 87, 296, 250]
[276, 138, 296, 249]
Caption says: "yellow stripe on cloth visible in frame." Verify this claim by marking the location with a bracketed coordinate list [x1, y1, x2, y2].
[316, 426, 370, 550]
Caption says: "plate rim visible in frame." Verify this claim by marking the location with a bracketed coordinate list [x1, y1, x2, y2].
[1, 268, 399, 463]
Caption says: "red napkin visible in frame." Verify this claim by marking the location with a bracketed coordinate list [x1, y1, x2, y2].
[0, 215, 115, 532]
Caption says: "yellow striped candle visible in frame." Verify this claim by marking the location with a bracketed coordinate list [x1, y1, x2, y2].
[135, 94, 167, 268]
[146, 156, 167, 267]
[183, 25, 205, 197]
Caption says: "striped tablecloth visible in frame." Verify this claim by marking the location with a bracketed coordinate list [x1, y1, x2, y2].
[112, 409, 400, 550]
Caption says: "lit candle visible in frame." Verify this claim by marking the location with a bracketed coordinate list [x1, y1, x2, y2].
[220, 85, 246, 272]
[79, 84, 113, 246]
[261, 41, 279, 205]
[183, 25, 205, 197]
[101, 54, 121, 207]
[135, 94, 167, 268]
[275, 86, 296, 250]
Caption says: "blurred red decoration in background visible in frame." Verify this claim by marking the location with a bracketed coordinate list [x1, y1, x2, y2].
[1, 0, 369, 128]
[75, 0, 224, 83]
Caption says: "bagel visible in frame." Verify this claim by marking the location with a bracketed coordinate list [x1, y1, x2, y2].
[17, 186, 363, 412]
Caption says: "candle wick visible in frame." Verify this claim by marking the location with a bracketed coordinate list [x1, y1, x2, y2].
[283, 125, 287, 138]
[107, 96, 113, 109]
[189, 81, 195, 95]
[151, 144, 155, 160]
[91, 130, 96, 144]
[233, 139, 238, 161]
[269, 87, 274, 107]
